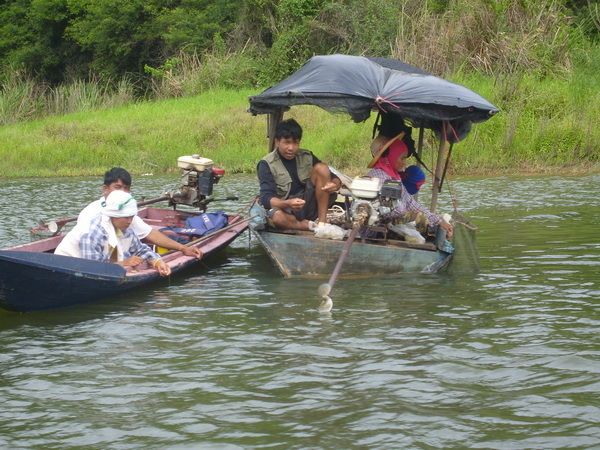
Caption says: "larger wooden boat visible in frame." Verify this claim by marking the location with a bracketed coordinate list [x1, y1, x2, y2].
[254, 226, 452, 278]
[248, 54, 497, 279]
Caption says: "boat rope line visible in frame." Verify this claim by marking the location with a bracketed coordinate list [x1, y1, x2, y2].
[229, 197, 256, 222]
[374, 93, 405, 112]
[446, 152, 478, 231]
[447, 120, 460, 143]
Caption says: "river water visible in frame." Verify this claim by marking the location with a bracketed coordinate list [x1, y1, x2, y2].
[0, 173, 598, 449]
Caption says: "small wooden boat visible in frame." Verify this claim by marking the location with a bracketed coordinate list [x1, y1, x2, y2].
[0, 156, 249, 312]
[0, 208, 248, 313]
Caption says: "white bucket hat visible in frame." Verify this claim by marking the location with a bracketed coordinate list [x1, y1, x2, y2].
[102, 190, 138, 218]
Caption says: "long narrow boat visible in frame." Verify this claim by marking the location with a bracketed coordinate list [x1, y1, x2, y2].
[0, 156, 249, 312]
[0, 208, 248, 313]
[248, 54, 497, 278]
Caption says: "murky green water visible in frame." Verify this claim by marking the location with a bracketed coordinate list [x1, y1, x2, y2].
[0, 173, 599, 448]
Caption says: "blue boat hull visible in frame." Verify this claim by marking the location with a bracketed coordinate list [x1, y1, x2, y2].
[0, 214, 248, 312]
[0, 251, 130, 312]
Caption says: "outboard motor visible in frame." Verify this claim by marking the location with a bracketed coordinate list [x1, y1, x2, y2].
[167, 155, 225, 210]
[348, 177, 381, 226]
[347, 177, 405, 226]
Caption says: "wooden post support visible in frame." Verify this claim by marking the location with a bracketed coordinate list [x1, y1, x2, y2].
[430, 122, 447, 213]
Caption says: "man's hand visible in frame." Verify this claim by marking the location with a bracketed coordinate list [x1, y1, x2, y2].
[287, 198, 306, 211]
[180, 246, 203, 259]
[439, 220, 453, 238]
[321, 180, 340, 194]
[119, 255, 143, 267]
[154, 259, 172, 277]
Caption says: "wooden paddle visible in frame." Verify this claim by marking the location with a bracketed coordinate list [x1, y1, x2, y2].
[317, 223, 361, 312]
[159, 215, 254, 257]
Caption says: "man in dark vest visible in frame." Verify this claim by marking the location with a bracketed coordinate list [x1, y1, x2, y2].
[257, 119, 341, 230]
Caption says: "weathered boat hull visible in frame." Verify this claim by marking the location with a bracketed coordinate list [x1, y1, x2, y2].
[253, 229, 452, 278]
[0, 210, 248, 312]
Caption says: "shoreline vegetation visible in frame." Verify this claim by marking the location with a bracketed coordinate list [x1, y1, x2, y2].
[0, 78, 598, 180]
[0, 0, 598, 179]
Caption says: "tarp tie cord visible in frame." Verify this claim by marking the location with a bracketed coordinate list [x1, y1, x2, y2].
[448, 121, 460, 143]
[230, 196, 257, 222]
[374, 93, 403, 112]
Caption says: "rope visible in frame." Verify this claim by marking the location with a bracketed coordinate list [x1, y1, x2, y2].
[229, 196, 257, 222]
[374, 93, 404, 112]
[445, 152, 478, 231]
[447, 121, 460, 143]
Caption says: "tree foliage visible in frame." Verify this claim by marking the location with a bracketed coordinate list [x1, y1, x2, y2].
[0, 0, 597, 88]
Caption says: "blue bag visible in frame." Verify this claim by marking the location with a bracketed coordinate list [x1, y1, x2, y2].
[169, 210, 229, 238]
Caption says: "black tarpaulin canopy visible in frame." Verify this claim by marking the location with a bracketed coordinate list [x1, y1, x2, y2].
[248, 54, 499, 142]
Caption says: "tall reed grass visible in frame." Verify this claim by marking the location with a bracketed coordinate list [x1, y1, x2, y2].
[394, 0, 582, 78]
[0, 68, 136, 126]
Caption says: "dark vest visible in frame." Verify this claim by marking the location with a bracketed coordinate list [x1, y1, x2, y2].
[262, 148, 313, 199]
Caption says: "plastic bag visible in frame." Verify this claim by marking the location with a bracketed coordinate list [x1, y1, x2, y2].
[388, 221, 425, 245]
[311, 223, 348, 240]
[249, 201, 267, 230]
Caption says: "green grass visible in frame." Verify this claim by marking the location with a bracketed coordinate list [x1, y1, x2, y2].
[0, 78, 598, 179]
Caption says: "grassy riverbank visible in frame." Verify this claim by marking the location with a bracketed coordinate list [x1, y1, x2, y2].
[0, 74, 598, 179]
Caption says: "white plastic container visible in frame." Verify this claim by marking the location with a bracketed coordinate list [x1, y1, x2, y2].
[350, 177, 381, 199]
[177, 155, 214, 171]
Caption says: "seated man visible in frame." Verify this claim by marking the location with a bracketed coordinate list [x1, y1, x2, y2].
[257, 119, 341, 231]
[55, 191, 171, 276]
[78, 167, 202, 259]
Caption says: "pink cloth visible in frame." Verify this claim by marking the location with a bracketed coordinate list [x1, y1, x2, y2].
[371, 139, 408, 180]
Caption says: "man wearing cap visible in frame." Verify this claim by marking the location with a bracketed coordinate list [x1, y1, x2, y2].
[55, 190, 172, 276]
[78, 167, 202, 259]
[257, 119, 341, 231]
[367, 133, 453, 237]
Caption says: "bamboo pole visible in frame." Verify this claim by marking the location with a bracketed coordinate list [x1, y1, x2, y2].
[267, 109, 284, 153]
[430, 122, 447, 213]
[415, 127, 425, 202]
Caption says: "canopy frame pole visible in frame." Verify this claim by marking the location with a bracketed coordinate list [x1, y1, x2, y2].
[439, 142, 454, 193]
[414, 127, 425, 202]
[430, 121, 447, 213]
[267, 109, 285, 153]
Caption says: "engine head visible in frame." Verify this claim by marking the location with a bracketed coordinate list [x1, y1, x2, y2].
[348, 177, 405, 226]
[167, 155, 225, 210]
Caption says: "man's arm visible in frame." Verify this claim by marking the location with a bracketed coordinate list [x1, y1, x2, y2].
[132, 214, 201, 259]
[126, 230, 172, 276]
[144, 229, 203, 259]
[257, 160, 278, 209]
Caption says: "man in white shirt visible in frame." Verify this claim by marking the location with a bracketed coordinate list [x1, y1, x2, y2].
[56, 190, 172, 276]
[78, 167, 202, 259]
